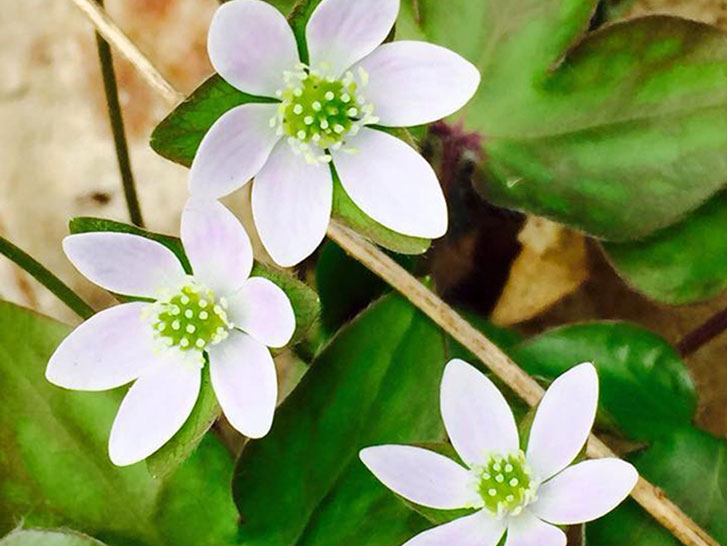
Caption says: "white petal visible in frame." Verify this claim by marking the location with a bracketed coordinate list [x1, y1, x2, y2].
[402, 511, 506, 546]
[306, 0, 399, 77]
[208, 0, 299, 97]
[352, 41, 480, 127]
[504, 511, 566, 546]
[226, 277, 295, 348]
[181, 197, 253, 294]
[359, 445, 477, 509]
[440, 359, 519, 467]
[109, 356, 201, 466]
[208, 330, 277, 438]
[63, 233, 186, 298]
[526, 363, 598, 481]
[189, 103, 281, 199]
[46, 302, 154, 391]
[333, 128, 447, 238]
[252, 141, 332, 267]
[530, 459, 638, 525]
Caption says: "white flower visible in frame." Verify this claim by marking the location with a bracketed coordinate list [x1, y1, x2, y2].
[46, 198, 295, 466]
[360, 360, 638, 546]
[190, 0, 481, 266]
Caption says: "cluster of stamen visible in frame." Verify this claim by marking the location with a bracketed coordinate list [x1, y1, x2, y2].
[271, 64, 378, 164]
[473, 451, 538, 518]
[146, 279, 232, 367]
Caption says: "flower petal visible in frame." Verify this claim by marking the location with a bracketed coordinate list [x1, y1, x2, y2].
[63, 233, 186, 298]
[226, 277, 295, 348]
[504, 511, 566, 546]
[208, 330, 277, 438]
[440, 359, 519, 467]
[352, 41, 480, 127]
[402, 511, 506, 546]
[359, 445, 477, 509]
[306, 0, 399, 77]
[46, 302, 154, 391]
[530, 459, 638, 525]
[189, 103, 281, 199]
[109, 356, 201, 466]
[526, 362, 598, 481]
[181, 197, 253, 294]
[333, 127, 447, 238]
[252, 141, 333, 267]
[208, 0, 299, 97]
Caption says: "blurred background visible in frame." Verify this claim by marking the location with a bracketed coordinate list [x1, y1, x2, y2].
[1, 0, 726, 436]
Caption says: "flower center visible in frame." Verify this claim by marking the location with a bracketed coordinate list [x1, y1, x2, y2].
[149, 280, 232, 356]
[474, 451, 537, 517]
[272, 64, 378, 164]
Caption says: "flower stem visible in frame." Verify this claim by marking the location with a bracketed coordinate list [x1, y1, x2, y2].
[0, 236, 94, 319]
[94, 0, 144, 227]
[676, 308, 727, 358]
[58, 3, 722, 544]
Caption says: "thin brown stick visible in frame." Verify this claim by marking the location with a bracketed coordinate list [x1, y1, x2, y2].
[65, 1, 719, 544]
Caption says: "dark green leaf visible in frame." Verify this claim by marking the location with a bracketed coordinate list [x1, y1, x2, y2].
[400, 1, 727, 239]
[0, 301, 238, 546]
[68, 216, 320, 477]
[588, 427, 727, 545]
[603, 192, 727, 304]
[0, 529, 106, 546]
[233, 294, 447, 545]
[511, 322, 697, 442]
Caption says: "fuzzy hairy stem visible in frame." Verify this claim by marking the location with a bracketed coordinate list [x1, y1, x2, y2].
[64, 1, 719, 544]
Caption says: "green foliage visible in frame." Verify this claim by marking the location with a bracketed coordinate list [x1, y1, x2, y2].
[511, 322, 697, 442]
[0, 529, 106, 546]
[603, 192, 727, 304]
[0, 302, 238, 546]
[67, 217, 320, 478]
[399, 1, 727, 241]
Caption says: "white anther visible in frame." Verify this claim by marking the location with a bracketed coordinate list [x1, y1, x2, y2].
[186, 324, 196, 334]
[304, 116, 314, 125]
[509, 478, 519, 487]
[312, 101, 322, 111]
[180, 337, 190, 347]
[199, 311, 209, 320]
[185, 310, 193, 319]
[172, 320, 181, 330]
[196, 339, 205, 348]
[495, 474, 504, 483]
[488, 489, 497, 497]
[293, 104, 303, 114]
[297, 130, 307, 140]
[324, 91, 335, 101]
[347, 108, 358, 117]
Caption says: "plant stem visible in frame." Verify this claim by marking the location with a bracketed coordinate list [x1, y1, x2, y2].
[677, 308, 727, 357]
[94, 0, 144, 227]
[60, 2, 721, 544]
[0, 236, 94, 319]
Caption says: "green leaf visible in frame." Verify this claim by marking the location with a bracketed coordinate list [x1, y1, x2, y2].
[233, 294, 449, 545]
[150, 75, 275, 168]
[511, 322, 697, 442]
[588, 427, 727, 545]
[603, 191, 727, 304]
[400, 2, 727, 240]
[0, 301, 238, 546]
[68, 216, 320, 477]
[0, 529, 106, 546]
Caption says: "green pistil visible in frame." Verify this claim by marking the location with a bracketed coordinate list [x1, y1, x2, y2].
[152, 283, 231, 353]
[279, 73, 358, 148]
[476, 451, 535, 516]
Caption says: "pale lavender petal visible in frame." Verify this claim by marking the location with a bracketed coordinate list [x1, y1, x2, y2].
[530, 459, 638, 525]
[402, 511, 506, 546]
[181, 197, 253, 294]
[440, 359, 519, 467]
[108, 356, 201, 466]
[208, 330, 277, 438]
[352, 41, 480, 127]
[63, 233, 186, 298]
[504, 511, 566, 546]
[189, 103, 281, 199]
[226, 277, 295, 348]
[332, 127, 447, 238]
[208, 0, 299, 96]
[359, 445, 477, 509]
[306, 0, 399, 77]
[252, 141, 332, 267]
[46, 302, 154, 391]
[526, 363, 598, 481]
